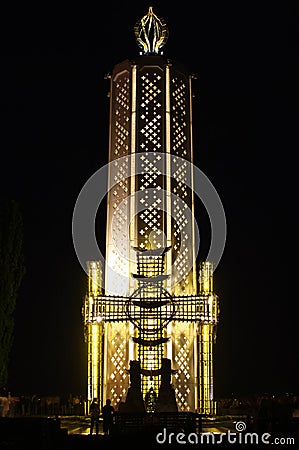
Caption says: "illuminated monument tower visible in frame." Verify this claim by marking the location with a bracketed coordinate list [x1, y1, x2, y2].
[83, 7, 219, 415]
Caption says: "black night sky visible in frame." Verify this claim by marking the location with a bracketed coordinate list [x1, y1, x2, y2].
[1, 1, 297, 399]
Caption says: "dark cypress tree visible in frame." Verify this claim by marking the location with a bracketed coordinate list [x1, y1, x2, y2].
[0, 199, 25, 388]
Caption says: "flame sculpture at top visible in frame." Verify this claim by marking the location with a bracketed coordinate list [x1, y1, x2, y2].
[134, 6, 169, 54]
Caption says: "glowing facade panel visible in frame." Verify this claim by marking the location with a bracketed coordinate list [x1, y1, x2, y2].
[170, 72, 196, 296]
[172, 322, 195, 411]
[105, 64, 132, 297]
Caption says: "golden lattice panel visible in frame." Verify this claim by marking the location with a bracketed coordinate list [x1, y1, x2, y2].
[137, 69, 164, 250]
[107, 323, 129, 404]
[107, 159, 130, 294]
[112, 74, 130, 159]
[170, 74, 194, 294]
[106, 72, 131, 295]
[172, 322, 195, 411]
[171, 75, 188, 157]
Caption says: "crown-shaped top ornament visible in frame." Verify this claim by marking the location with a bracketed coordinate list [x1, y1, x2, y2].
[134, 6, 169, 55]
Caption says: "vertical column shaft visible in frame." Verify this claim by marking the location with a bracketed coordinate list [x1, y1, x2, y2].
[197, 261, 216, 414]
[197, 323, 215, 414]
[86, 262, 103, 406]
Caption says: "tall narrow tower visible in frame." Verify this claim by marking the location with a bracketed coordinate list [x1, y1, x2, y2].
[83, 7, 219, 415]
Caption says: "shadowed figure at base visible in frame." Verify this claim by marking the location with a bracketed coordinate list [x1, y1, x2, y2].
[102, 399, 115, 435]
[89, 398, 100, 435]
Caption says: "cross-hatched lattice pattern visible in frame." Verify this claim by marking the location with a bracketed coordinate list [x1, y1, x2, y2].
[109, 327, 129, 403]
[107, 159, 130, 295]
[139, 70, 163, 152]
[137, 68, 165, 250]
[106, 71, 131, 295]
[171, 73, 193, 294]
[171, 183, 193, 293]
[112, 74, 131, 159]
[173, 324, 193, 411]
[171, 75, 189, 158]
[111, 159, 129, 271]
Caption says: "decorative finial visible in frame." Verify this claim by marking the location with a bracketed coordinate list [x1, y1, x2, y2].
[134, 6, 169, 55]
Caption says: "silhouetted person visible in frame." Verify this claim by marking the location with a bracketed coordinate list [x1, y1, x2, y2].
[102, 399, 115, 435]
[89, 398, 100, 435]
